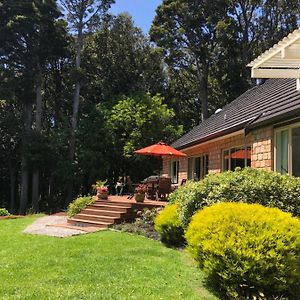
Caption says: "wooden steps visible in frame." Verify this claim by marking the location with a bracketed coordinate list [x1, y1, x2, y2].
[67, 198, 167, 228]
[68, 218, 110, 228]
[67, 200, 132, 228]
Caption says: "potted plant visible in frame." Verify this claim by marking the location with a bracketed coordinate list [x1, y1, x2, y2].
[92, 180, 108, 200]
[134, 184, 147, 203]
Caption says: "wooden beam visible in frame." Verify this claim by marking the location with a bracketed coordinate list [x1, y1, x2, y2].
[251, 68, 300, 78]
[281, 48, 300, 59]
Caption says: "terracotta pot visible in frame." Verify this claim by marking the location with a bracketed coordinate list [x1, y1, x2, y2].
[97, 187, 108, 200]
[135, 193, 145, 203]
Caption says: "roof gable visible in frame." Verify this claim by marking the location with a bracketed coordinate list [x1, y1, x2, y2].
[248, 28, 300, 90]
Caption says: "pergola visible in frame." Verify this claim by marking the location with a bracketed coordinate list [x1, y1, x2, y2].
[248, 28, 300, 90]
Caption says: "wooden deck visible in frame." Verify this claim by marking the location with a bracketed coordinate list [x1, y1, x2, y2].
[103, 195, 168, 207]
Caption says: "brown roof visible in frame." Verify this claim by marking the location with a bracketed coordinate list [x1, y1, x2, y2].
[172, 79, 300, 150]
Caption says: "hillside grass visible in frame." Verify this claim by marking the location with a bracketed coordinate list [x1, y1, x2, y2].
[0, 216, 217, 300]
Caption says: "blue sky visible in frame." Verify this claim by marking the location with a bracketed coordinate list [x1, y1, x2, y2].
[109, 0, 162, 34]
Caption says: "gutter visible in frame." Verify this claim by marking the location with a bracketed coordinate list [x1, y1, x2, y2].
[244, 113, 264, 136]
[245, 107, 300, 132]
[174, 119, 253, 151]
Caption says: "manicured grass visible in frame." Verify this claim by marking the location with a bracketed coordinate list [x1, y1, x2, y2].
[0, 216, 217, 300]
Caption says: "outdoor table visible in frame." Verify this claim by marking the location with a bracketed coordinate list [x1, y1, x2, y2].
[143, 176, 159, 199]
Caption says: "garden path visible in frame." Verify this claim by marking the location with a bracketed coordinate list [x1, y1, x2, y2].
[22, 214, 90, 237]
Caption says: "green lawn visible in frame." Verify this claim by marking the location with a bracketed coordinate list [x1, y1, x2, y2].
[0, 216, 217, 300]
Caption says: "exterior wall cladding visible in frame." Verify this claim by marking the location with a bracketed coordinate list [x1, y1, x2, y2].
[162, 125, 273, 183]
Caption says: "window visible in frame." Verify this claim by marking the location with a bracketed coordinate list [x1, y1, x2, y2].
[187, 155, 209, 180]
[276, 130, 288, 174]
[223, 146, 251, 171]
[275, 124, 300, 176]
[170, 160, 179, 184]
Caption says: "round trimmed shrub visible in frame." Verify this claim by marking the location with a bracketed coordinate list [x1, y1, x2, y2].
[67, 196, 95, 218]
[154, 204, 185, 246]
[185, 202, 300, 299]
[169, 168, 300, 227]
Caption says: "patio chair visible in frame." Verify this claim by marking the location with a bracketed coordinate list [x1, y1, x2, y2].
[126, 176, 140, 199]
[156, 177, 171, 200]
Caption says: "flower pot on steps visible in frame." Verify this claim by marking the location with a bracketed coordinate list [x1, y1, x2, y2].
[97, 187, 108, 200]
[135, 193, 145, 203]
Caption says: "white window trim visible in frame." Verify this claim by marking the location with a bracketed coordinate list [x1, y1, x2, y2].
[170, 160, 179, 184]
[274, 122, 300, 175]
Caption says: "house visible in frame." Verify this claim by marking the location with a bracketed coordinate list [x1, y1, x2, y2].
[162, 29, 300, 184]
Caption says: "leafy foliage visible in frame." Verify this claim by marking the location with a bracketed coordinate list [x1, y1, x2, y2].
[169, 168, 300, 227]
[91, 180, 108, 190]
[107, 93, 183, 181]
[151, 0, 300, 127]
[83, 13, 165, 100]
[109, 93, 183, 157]
[67, 196, 95, 218]
[0, 208, 10, 216]
[154, 204, 185, 247]
[185, 202, 300, 299]
[114, 208, 161, 240]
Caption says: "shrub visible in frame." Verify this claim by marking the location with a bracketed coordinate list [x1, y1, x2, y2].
[154, 204, 185, 247]
[169, 168, 300, 227]
[0, 208, 10, 216]
[185, 202, 300, 299]
[113, 208, 161, 240]
[67, 196, 95, 218]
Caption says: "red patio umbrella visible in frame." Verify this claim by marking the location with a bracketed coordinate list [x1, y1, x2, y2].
[134, 141, 186, 157]
[225, 149, 251, 160]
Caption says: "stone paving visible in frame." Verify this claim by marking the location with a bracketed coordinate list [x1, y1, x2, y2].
[23, 215, 87, 238]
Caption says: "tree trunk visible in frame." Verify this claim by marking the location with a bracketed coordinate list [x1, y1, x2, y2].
[32, 170, 40, 212]
[196, 60, 209, 121]
[8, 158, 16, 213]
[32, 71, 43, 213]
[67, 27, 83, 203]
[19, 102, 32, 215]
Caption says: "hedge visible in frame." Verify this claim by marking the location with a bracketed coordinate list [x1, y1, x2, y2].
[169, 168, 300, 227]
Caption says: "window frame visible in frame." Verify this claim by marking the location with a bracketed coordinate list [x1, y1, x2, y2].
[222, 145, 252, 171]
[274, 122, 300, 176]
[187, 154, 209, 181]
[170, 160, 179, 184]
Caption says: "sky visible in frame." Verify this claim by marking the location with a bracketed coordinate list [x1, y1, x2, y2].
[109, 0, 162, 34]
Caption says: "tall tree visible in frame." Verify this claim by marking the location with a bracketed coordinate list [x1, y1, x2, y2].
[30, 2, 68, 213]
[60, 0, 114, 202]
[0, 0, 68, 213]
[107, 93, 183, 181]
[151, 0, 300, 129]
[83, 13, 165, 104]
[150, 0, 229, 121]
[229, 0, 300, 80]
[0, 100, 21, 212]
